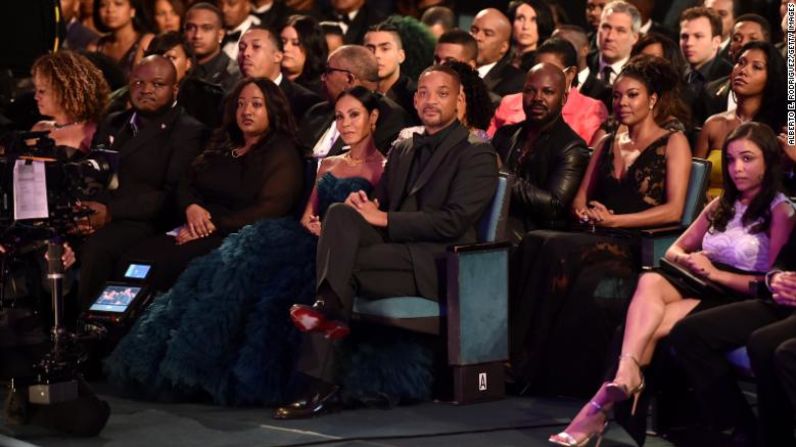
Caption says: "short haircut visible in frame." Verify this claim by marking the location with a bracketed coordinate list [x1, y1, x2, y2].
[419, 64, 462, 89]
[420, 6, 456, 31]
[185, 2, 223, 28]
[680, 6, 723, 37]
[703, 0, 740, 17]
[144, 31, 195, 62]
[437, 29, 478, 62]
[535, 37, 578, 69]
[331, 45, 380, 83]
[366, 22, 403, 48]
[734, 13, 772, 41]
[601, 1, 642, 34]
[246, 24, 284, 52]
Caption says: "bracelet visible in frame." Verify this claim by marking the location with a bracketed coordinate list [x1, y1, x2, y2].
[765, 269, 783, 292]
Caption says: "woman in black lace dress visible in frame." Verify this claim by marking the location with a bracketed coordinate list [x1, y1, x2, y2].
[509, 55, 692, 397]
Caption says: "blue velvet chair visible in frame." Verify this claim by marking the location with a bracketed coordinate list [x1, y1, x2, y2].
[351, 172, 511, 403]
[639, 157, 712, 267]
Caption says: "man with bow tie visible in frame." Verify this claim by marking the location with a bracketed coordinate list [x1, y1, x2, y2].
[274, 64, 499, 419]
[184, 2, 241, 92]
[218, 0, 261, 61]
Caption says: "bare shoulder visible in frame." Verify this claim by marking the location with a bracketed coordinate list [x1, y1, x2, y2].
[31, 121, 54, 132]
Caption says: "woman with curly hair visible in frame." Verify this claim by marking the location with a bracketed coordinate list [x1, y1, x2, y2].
[508, 0, 555, 71]
[31, 50, 110, 154]
[550, 121, 795, 446]
[280, 14, 329, 97]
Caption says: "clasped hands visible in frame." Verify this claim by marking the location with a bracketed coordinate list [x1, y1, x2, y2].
[177, 204, 216, 245]
[345, 190, 387, 227]
[676, 251, 718, 280]
[771, 271, 796, 307]
[574, 201, 619, 227]
[72, 201, 111, 235]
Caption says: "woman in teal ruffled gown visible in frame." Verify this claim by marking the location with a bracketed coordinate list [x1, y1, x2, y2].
[105, 87, 385, 405]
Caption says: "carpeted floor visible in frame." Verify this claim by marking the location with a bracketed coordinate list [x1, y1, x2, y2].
[0, 387, 677, 447]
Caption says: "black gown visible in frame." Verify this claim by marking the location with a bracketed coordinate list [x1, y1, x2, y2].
[509, 131, 673, 397]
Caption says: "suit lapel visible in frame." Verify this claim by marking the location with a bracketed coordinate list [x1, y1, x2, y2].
[118, 109, 177, 160]
[407, 125, 468, 197]
[388, 139, 416, 210]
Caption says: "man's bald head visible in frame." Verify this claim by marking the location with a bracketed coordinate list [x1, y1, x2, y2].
[522, 62, 568, 128]
[470, 8, 512, 66]
[130, 55, 178, 114]
[323, 45, 379, 100]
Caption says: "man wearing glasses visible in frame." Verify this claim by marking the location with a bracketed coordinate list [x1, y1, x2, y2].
[298, 45, 412, 159]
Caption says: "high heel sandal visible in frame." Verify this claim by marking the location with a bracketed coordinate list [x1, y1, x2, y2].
[549, 386, 611, 446]
[605, 354, 646, 416]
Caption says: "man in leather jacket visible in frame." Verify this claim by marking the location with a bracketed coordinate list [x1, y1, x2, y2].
[492, 62, 590, 244]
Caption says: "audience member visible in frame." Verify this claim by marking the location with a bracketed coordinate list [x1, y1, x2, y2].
[251, 0, 294, 29]
[591, 0, 641, 86]
[145, 32, 194, 83]
[489, 37, 609, 143]
[670, 126, 796, 447]
[631, 32, 687, 78]
[380, 15, 437, 86]
[318, 0, 388, 45]
[554, 24, 613, 110]
[492, 62, 590, 242]
[237, 26, 322, 122]
[703, 0, 738, 63]
[61, 0, 100, 50]
[107, 86, 383, 405]
[419, 6, 455, 39]
[121, 78, 304, 291]
[89, 0, 156, 78]
[510, 55, 691, 399]
[30, 51, 110, 154]
[470, 8, 526, 96]
[153, 0, 184, 34]
[274, 65, 498, 419]
[280, 14, 329, 97]
[696, 41, 786, 198]
[679, 7, 733, 99]
[77, 56, 205, 310]
[507, 0, 555, 72]
[553, 121, 795, 447]
[585, 0, 609, 37]
[218, 0, 261, 61]
[319, 21, 345, 53]
[184, 2, 241, 91]
[364, 23, 415, 119]
[628, 0, 675, 38]
[433, 29, 479, 67]
[298, 45, 411, 157]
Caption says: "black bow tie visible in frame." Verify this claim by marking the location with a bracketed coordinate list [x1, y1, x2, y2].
[223, 30, 241, 46]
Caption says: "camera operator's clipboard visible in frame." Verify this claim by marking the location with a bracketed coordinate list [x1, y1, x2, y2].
[12, 159, 49, 220]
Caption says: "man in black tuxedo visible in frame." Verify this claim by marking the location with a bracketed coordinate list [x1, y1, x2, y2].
[237, 26, 322, 123]
[184, 3, 241, 92]
[299, 45, 411, 158]
[588, 0, 641, 86]
[704, 0, 738, 65]
[679, 7, 733, 101]
[470, 8, 525, 97]
[318, 0, 387, 45]
[77, 56, 205, 309]
[555, 25, 613, 111]
[365, 23, 417, 122]
[274, 65, 499, 419]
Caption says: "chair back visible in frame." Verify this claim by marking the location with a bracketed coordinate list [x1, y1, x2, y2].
[680, 158, 712, 226]
[477, 172, 510, 242]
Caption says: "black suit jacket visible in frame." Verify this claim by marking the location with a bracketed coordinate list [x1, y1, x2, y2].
[318, 3, 387, 44]
[91, 106, 206, 227]
[386, 74, 418, 124]
[482, 52, 526, 97]
[252, 0, 293, 29]
[693, 75, 730, 125]
[493, 117, 590, 240]
[375, 122, 499, 299]
[579, 70, 613, 112]
[279, 77, 322, 124]
[297, 94, 411, 157]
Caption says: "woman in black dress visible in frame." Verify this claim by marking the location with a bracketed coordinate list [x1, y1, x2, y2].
[122, 77, 304, 292]
[509, 55, 692, 397]
[89, 0, 155, 78]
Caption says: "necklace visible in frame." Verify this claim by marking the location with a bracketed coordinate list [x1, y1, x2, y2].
[231, 147, 249, 158]
[343, 152, 378, 165]
[53, 121, 82, 129]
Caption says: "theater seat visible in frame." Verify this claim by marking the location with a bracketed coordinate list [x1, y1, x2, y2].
[351, 172, 511, 404]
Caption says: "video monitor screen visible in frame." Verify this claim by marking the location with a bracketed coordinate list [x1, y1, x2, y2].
[88, 285, 142, 313]
[124, 263, 151, 280]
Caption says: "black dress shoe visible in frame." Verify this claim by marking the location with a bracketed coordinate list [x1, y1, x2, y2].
[272, 382, 341, 420]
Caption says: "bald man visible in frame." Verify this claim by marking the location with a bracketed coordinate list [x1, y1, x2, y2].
[470, 8, 525, 96]
[79, 56, 206, 309]
[298, 45, 412, 159]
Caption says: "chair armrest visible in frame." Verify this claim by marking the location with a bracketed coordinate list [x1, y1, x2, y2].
[640, 225, 687, 238]
[445, 242, 509, 366]
[640, 225, 686, 267]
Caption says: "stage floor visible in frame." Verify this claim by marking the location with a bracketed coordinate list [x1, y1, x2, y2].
[1, 388, 676, 447]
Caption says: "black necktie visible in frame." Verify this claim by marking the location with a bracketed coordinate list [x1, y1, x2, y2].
[406, 133, 435, 192]
[222, 30, 241, 47]
[601, 66, 613, 84]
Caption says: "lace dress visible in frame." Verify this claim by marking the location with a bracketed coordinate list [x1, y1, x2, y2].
[509, 131, 672, 397]
[105, 173, 372, 405]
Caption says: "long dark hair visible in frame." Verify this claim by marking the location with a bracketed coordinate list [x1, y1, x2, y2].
[336, 86, 381, 114]
[708, 122, 783, 234]
[631, 32, 687, 79]
[93, 0, 150, 33]
[507, 0, 555, 47]
[733, 41, 787, 132]
[617, 54, 691, 130]
[440, 60, 495, 131]
[194, 78, 297, 168]
[283, 15, 328, 86]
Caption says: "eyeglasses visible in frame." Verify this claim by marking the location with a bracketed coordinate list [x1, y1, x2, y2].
[322, 64, 355, 78]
